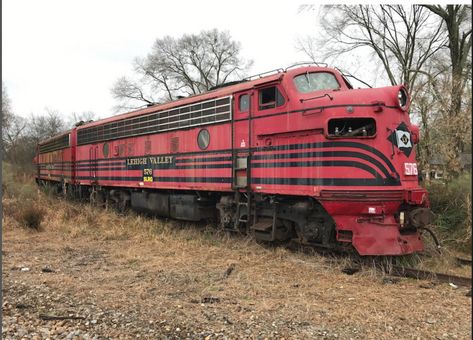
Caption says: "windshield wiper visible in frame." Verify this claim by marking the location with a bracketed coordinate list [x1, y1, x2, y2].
[299, 93, 333, 103]
[344, 74, 372, 88]
[335, 67, 372, 88]
[304, 71, 311, 88]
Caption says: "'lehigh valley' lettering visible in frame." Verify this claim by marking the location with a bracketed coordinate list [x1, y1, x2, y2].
[149, 156, 173, 164]
[127, 157, 148, 165]
[127, 156, 173, 166]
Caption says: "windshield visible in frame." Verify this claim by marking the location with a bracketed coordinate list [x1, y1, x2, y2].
[293, 72, 340, 93]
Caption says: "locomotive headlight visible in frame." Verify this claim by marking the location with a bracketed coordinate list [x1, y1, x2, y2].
[397, 87, 409, 111]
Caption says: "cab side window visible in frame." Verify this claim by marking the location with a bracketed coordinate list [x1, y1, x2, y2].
[259, 87, 285, 110]
[239, 94, 250, 112]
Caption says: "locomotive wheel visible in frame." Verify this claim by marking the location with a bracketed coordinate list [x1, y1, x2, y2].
[63, 183, 77, 200]
[61, 181, 67, 198]
[277, 219, 296, 242]
[115, 198, 129, 214]
[90, 189, 106, 208]
[108, 190, 130, 215]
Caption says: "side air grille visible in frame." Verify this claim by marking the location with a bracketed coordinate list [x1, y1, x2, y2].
[77, 96, 232, 145]
[39, 134, 70, 154]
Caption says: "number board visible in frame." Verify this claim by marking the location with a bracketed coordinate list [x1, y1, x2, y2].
[143, 168, 153, 182]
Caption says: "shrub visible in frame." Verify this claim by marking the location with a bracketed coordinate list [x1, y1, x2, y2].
[427, 172, 472, 252]
[2, 162, 38, 200]
[17, 201, 45, 231]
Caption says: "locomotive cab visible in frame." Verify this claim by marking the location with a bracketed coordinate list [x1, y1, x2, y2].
[274, 66, 432, 255]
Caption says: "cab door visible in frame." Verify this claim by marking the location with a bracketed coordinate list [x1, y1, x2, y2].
[232, 91, 253, 189]
[89, 145, 98, 180]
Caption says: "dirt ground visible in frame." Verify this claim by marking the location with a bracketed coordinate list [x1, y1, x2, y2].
[2, 198, 472, 339]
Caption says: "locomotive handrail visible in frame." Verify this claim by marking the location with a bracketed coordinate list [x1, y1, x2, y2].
[243, 68, 285, 81]
[243, 62, 330, 82]
[284, 61, 328, 71]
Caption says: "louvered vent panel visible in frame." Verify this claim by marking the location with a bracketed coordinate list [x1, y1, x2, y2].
[39, 134, 70, 154]
[77, 96, 232, 145]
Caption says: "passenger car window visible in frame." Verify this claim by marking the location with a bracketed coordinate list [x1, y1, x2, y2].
[259, 87, 285, 110]
[293, 72, 340, 93]
[239, 94, 250, 112]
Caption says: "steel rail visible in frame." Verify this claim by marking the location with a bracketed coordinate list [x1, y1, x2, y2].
[286, 241, 471, 288]
[455, 257, 472, 266]
[387, 265, 471, 287]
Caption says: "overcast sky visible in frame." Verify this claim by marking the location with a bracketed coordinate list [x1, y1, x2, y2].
[2, 1, 324, 120]
[2, 0, 468, 120]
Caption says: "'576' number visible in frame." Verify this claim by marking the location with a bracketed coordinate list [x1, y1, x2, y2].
[143, 168, 153, 182]
[404, 163, 418, 176]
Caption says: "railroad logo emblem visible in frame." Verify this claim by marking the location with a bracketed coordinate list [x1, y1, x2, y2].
[387, 122, 413, 157]
[399, 134, 409, 145]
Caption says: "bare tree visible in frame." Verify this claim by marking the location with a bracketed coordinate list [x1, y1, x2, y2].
[2, 89, 82, 169]
[299, 5, 446, 95]
[4, 109, 67, 169]
[112, 29, 252, 111]
[2, 84, 26, 164]
[2, 82, 13, 153]
[3, 114, 27, 164]
[411, 5, 472, 178]
[299, 4, 472, 180]
[423, 6, 472, 104]
[3, 107, 99, 170]
[111, 76, 156, 111]
[28, 109, 66, 144]
[422, 6, 472, 119]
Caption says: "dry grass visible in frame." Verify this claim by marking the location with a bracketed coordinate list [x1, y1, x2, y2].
[2, 188, 472, 339]
[4, 182, 471, 277]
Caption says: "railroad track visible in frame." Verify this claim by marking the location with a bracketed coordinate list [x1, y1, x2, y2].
[455, 257, 472, 266]
[385, 256, 471, 288]
[286, 242, 472, 288]
[387, 265, 471, 287]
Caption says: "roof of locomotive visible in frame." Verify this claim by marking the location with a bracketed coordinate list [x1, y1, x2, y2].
[77, 65, 342, 130]
[38, 129, 71, 146]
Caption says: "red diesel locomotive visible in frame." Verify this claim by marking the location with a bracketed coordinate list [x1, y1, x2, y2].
[34, 64, 433, 256]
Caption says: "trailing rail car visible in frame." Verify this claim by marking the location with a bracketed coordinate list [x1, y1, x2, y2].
[35, 64, 434, 255]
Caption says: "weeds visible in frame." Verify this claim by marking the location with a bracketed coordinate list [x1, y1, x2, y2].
[427, 172, 472, 252]
[17, 201, 45, 231]
[392, 254, 421, 268]
[2, 162, 38, 201]
[2, 162, 471, 278]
